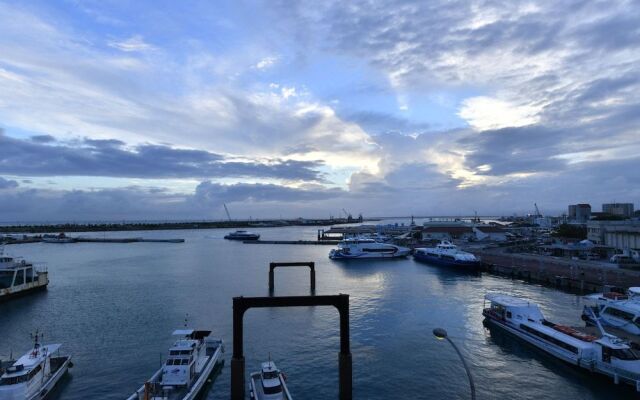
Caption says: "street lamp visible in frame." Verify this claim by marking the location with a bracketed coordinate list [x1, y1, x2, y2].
[433, 328, 476, 400]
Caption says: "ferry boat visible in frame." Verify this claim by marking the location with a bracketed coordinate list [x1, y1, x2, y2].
[329, 238, 410, 259]
[582, 287, 640, 335]
[249, 361, 292, 400]
[483, 293, 640, 391]
[413, 241, 480, 268]
[41, 233, 75, 244]
[224, 230, 260, 241]
[127, 329, 224, 400]
[0, 332, 72, 399]
[0, 250, 48, 302]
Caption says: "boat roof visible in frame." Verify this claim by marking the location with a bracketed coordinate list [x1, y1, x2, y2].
[485, 293, 533, 307]
[520, 322, 595, 350]
[173, 329, 194, 336]
[261, 361, 277, 371]
[6, 344, 62, 375]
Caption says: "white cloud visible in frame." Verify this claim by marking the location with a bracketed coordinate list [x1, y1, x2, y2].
[458, 96, 541, 131]
[254, 56, 278, 70]
[108, 35, 155, 52]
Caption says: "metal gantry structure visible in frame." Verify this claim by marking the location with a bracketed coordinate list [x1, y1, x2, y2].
[268, 261, 316, 293]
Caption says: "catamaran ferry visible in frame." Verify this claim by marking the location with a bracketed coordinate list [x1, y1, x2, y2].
[483, 293, 640, 391]
[249, 361, 292, 400]
[582, 287, 640, 336]
[413, 240, 480, 268]
[0, 332, 72, 399]
[329, 238, 410, 259]
[0, 250, 48, 302]
[127, 329, 224, 400]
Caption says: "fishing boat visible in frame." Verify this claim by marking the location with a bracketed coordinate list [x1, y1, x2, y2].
[0, 250, 48, 302]
[329, 238, 410, 259]
[41, 233, 75, 244]
[127, 329, 224, 400]
[224, 230, 260, 241]
[582, 287, 640, 335]
[249, 360, 292, 400]
[483, 293, 640, 391]
[0, 332, 72, 399]
[413, 240, 480, 268]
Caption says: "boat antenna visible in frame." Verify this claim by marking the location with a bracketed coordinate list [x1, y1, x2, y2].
[184, 313, 189, 328]
[30, 330, 43, 356]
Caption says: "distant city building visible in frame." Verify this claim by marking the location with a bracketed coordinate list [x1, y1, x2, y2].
[421, 226, 474, 241]
[568, 204, 591, 222]
[587, 220, 640, 250]
[602, 203, 634, 217]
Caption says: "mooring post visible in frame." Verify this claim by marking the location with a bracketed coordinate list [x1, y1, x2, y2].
[231, 298, 246, 400]
[338, 294, 352, 400]
[269, 263, 275, 292]
[310, 262, 316, 292]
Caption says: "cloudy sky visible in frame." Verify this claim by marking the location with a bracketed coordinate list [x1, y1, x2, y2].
[0, 0, 639, 221]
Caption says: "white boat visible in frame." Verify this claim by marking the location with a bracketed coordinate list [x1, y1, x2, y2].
[224, 230, 260, 241]
[249, 361, 292, 400]
[329, 238, 410, 259]
[0, 332, 72, 399]
[41, 233, 75, 244]
[413, 240, 480, 268]
[0, 250, 48, 302]
[483, 293, 640, 391]
[127, 329, 224, 400]
[582, 287, 640, 335]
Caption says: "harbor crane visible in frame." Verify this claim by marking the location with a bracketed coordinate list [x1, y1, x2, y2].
[223, 203, 232, 221]
[534, 203, 543, 218]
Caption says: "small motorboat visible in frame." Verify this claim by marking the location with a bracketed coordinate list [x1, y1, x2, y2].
[224, 230, 260, 241]
[0, 331, 72, 399]
[249, 361, 292, 400]
[127, 329, 224, 400]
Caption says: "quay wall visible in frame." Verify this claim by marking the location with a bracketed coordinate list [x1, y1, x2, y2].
[475, 250, 640, 293]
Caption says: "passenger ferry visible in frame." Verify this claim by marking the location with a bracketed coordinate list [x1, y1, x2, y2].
[249, 361, 292, 400]
[329, 238, 410, 259]
[413, 241, 480, 268]
[224, 230, 260, 241]
[483, 293, 640, 391]
[582, 287, 640, 335]
[0, 250, 48, 302]
[127, 329, 224, 400]
[0, 332, 72, 399]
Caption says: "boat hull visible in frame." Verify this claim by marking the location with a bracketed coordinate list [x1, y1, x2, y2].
[0, 280, 48, 303]
[224, 235, 260, 241]
[329, 249, 410, 260]
[414, 252, 481, 269]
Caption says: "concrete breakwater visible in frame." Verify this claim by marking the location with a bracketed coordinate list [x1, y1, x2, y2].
[475, 249, 640, 293]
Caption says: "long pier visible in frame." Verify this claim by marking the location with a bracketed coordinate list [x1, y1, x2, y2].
[243, 240, 340, 245]
[475, 249, 640, 292]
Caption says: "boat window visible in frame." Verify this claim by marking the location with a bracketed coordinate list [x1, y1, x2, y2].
[13, 270, 24, 286]
[603, 307, 635, 321]
[262, 370, 279, 380]
[612, 348, 640, 360]
[181, 359, 189, 365]
[27, 365, 42, 380]
[520, 324, 578, 354]
[506, 311, 512, 319]
[180, 350, 191, 355]
[0, 271, 14, 289]
[263, 383, 282, 394]
[166, 359, 175, 365]
[0, 374, 28, 385]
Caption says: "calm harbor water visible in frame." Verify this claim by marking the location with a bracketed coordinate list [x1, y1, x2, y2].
[0, 226, 637, 399]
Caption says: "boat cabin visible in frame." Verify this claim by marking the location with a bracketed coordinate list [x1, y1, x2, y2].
[160, 330, 210, 387]
[260, 361, 283, 395]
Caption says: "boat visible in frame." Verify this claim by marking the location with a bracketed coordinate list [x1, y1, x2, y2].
[582, 287, 640, 335]
[249, 360, 292, 400]
[413, 240, 480, 268]
[41, 233, 75, 244]
[224, 230, 260, 241]
[328, 238, 410, 259]
[0, 250, 48, 302]
[127, 329, 224, 400]
[483, 293, 640, 391]
[0, 332, 72, 399]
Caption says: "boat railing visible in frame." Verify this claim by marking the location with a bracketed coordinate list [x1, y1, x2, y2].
[33, 263, 47, 272]
[281, 374, 293, 400]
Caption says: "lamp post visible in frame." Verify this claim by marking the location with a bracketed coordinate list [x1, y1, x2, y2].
[433, 328, 476, 400]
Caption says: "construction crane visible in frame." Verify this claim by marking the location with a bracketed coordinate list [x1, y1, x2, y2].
[223, 203, 232, 221]
[534, 203, 543, 218]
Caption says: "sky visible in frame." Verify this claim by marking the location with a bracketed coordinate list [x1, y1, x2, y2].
[0, 0, 639, 221]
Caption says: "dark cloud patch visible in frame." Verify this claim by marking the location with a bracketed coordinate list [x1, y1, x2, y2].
[30, 134, 56, 143]
[0, 177, 18, 189]
[194, 181, 345, 205]
[0, 135, 325, 181]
